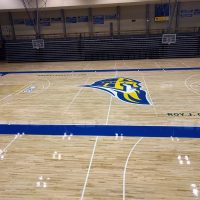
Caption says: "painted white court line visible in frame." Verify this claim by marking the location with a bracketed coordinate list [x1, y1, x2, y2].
[181, 62, 189, 67]
[123, 137, 143, 200]
[142, 76, 154, 105]
[64, 78, 89, 114]
[0, 133, 22, 160]
[15, 82, 35, 95]
[28, 78, 51, 98]
[3, 78, 51, 106]
[0, 94, 13, 102]
[185, 75, 200, 96]
[0, 81, 35, 103]
[155, 62, 166, 72]
[42, 78, 51, 89]
[80, 136, 99, 200]
[2, 134, 19, 152]
[106, 96, 113, 125]
[141, 75, 159, 117]
[105, 68, 118, 125]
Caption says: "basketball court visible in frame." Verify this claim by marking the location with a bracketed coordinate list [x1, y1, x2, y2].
[0, 58, 200, 199]
[1, 0, 200, 199]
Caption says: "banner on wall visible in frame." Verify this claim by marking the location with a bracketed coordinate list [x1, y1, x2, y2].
[78, 16, 88, 22]
[40, 18, 51, 26]
[14, 19, 25, 25]
[180, 9, 193, 17]
[24, 19, 35, 26]
[105, 14, 117, 20]
[155, 4, 170, 22]
[181, 9, 200, 17]
[194, 9, 200, 15]
[66, 16, 77, 23]
[93, 15, 104, 24]
[51, 17, 62, 23]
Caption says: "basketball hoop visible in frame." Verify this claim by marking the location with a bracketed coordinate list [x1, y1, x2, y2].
[32, 39, 44, 49]
[162, 34, 176, 45]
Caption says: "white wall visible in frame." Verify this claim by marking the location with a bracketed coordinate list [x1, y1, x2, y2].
[39, 10, 63, 35]
[0, 0, 180, 10]
[179, 1, 200, 28]
[121, 5, 146, 32]
[92, 7, 117, 35]
[65, 9, 89, 35]
[0, 1, 200, 38]
[12, 12, 35, 36]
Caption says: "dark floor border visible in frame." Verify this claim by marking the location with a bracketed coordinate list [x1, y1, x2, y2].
[0, 124, 200, 138]
[1, 66, 200, 76]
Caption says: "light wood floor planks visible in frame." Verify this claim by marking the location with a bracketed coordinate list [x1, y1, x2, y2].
[0, 135, 200, 199]
[0, 58, 200, 199]
[0, 59, 200, 126]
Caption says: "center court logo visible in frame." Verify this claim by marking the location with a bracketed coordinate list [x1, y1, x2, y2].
[83, 77, 150, 105]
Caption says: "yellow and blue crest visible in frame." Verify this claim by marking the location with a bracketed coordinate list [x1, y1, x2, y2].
[83, 77, 150, 105]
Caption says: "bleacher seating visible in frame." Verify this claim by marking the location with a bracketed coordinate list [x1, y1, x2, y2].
[0, 42, 5, 60]
[5, 33, 200, 62]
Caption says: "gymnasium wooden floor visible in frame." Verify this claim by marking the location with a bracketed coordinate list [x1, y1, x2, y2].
[0, 58, 200, 199]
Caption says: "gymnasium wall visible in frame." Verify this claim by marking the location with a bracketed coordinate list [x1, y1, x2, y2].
[0, 1, 200, 39]
[0, 0, 177, 10]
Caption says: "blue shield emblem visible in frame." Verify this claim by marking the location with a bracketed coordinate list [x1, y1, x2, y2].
[83, 77, 150, 105]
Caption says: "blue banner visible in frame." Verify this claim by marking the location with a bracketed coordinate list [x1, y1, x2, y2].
[78, 16, 88, 22]
[155, 4, 170, 21]
[66, 16, 77, 23]
[105, 14, 117, 20]
[181, 9, 193, 17]
[40, 18, 51, 26]
[51, 17, 62, 23]
[93, 15, 104, 24]
[14, 19, 25, 25]
[194, 9, 200, 15]
[24, 19, 35, 26]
